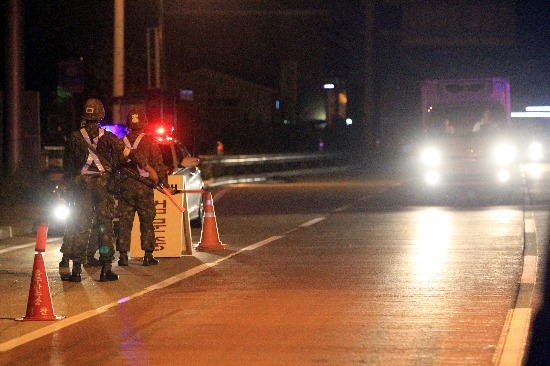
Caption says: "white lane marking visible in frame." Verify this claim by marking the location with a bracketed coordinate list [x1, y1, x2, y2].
[524, 219, 536, 234]
[243, 236, 284, 251]
[299, 217, 325, 227]
[496, 212, 538, 365]
[0, 238, 60, 255]
[520, 256, 538, 284]
[0, 235, 285, 353]
[496, 308, 532, 366]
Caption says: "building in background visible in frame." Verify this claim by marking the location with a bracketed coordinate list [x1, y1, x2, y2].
[5, 0, 549, 159]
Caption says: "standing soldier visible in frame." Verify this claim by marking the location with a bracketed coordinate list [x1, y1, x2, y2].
[117, 108, 168, 266]
[61, 99, 158, 282]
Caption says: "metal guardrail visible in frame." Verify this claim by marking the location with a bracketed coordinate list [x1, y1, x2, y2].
[197, 152, 349, 180]
[41, 146, 349, 180]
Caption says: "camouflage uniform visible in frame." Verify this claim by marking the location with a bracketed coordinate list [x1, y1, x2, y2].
[61, 99, 149, 282]
[117, 109, 168, 266]
[59, 204, 101, 268]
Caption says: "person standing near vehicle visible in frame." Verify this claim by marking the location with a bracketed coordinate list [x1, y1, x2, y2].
[117, 108, 168, 267]
[61, 99, 158, 282]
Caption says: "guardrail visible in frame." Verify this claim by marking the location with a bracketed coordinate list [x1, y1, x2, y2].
[41, 146, 350, 181]
[197, 152, 350, 181]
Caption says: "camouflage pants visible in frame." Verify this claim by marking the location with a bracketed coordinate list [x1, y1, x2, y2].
[117, 179, 156, 253]
[60, 208, 100, 257]
[62, 174, 116, 263]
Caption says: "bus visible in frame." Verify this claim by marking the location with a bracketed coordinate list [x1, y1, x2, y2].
[415, 77, 542, 186]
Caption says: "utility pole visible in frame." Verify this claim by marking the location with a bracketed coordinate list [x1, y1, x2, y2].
[158, 0, 165, 121]
[146, 28, 161, 89]
[5, 0, 23, 176]
[113, 0, 124, 123]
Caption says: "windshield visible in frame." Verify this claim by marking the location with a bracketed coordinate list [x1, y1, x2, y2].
[425, 102, 507, 137]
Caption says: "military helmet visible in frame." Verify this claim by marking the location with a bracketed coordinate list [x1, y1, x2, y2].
[126, 108, 148, 129]
[82, 98, 105, 121]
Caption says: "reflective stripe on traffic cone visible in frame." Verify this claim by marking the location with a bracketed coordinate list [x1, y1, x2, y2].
[16, 225, 64, 321]
[196, 192, 226, 251]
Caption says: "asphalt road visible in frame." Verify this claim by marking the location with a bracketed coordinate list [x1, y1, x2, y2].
[0, 165, 549, 365]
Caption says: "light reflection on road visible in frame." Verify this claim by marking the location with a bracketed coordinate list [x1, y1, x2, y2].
[413, 208, 451, 284]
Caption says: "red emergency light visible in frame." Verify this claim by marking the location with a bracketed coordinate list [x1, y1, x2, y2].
[149, 124, 174, 143]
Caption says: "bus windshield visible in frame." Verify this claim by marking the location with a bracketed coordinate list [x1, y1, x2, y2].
[425, 102, 507, 137]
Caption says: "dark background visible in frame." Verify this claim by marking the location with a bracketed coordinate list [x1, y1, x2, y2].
[1, 0, 549, 154]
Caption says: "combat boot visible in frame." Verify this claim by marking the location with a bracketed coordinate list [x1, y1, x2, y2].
[84, 255, 102, 267]
[59, 255, 70, 268]
[100, 262, 119, 282]
[118, 252, 129, 266]
[143, 251, 159, 266]
[61, 262, 82, 282]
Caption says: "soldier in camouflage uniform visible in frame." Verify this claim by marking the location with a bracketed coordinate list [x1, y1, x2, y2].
[61, 99, 159, 282]
[117, 108, 168, 266]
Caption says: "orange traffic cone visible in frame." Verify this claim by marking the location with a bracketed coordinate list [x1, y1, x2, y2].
[16, 224, 64, 321]
[196, 192, 227, 250]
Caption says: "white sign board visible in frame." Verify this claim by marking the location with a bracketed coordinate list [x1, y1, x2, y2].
[130, 175, 184, 258]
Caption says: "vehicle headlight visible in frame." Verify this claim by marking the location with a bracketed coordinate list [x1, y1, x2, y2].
[420, 147, 441, 167]
[497, 169, 511, 183]
[528, 142, 543, 162]
[53, 204, 70, 220]
[494, 143, 516, 165]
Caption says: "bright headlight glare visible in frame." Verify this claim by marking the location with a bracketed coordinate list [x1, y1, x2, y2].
[528, 142, 543, 162]
[494, 143, 516, 165]
[425, 170, 440, 185]
[527, 163, 543, 179]
[420, 147, 441, 167]
[53, 205, 70, 220]
[497, 169, 511, 183]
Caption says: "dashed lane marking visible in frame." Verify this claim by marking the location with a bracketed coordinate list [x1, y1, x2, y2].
[0, 216, 328, 353]
[299, 217, 325, 227]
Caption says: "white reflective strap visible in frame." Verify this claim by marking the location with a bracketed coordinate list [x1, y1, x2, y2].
[204, 212, 216, 218]
[80, 128, 106, 174]
[123, 133, 148, 177]
[133, 133, 145, 148]
[124, 133, 145, 150]
[123, 136, 132, 149]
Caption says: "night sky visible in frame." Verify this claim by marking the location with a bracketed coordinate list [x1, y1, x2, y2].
[1, 1, 549, 129]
